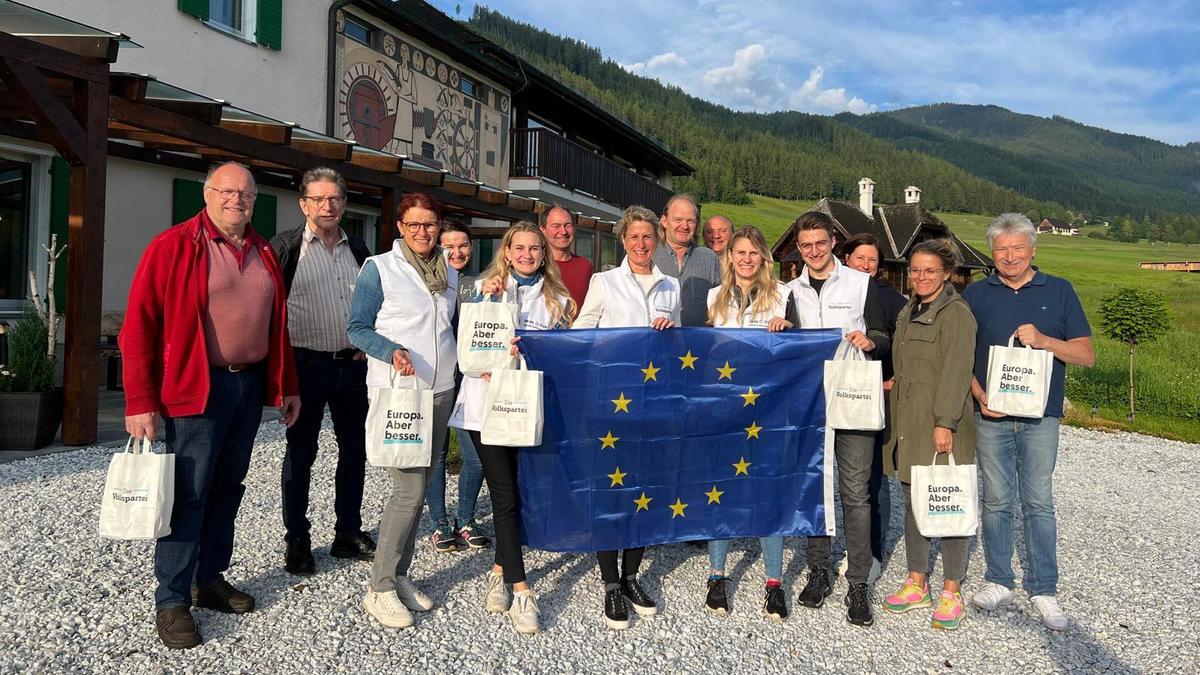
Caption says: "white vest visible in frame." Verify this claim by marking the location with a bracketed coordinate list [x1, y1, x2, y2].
[586, 258, 680, 328]
[451, 275, 567, 431]
[364, 242, 459, 393]
[785, 257, 869, 333]
[706, 283, 790, 329]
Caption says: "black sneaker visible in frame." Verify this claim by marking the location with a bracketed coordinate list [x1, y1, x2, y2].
[284, 536, 315, 575]
[457, 520, 492, 549]
[603, 587, 630, 630]
[763, 584, 788, 621]
[330, 531, 377, 561]
[192, 576, 255, 614]
[845, 582, 874, 627]
[797, 566, 833, 608]
[705, 576, 729, 616]
[621, 577, 658, 616]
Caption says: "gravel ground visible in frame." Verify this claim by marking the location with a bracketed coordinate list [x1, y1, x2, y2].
[0, 421, 1196, 674]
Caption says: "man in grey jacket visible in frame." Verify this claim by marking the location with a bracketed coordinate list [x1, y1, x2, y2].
[652, 194, 720, 327]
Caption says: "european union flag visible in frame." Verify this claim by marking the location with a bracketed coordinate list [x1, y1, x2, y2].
[515, 327, 842, 552]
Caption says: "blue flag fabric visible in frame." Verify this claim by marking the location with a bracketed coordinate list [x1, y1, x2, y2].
[515, 327, 842, 552]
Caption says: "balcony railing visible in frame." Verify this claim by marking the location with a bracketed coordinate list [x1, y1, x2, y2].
[510, 127, 673, 214]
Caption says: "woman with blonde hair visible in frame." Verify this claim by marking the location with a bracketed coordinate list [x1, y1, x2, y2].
[702, 226, 799, 621]
[451, 220, 575, 634]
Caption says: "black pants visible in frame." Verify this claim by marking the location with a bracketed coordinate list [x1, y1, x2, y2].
[281, 351, 368, 541]
[469, 431, 526, 584]
[597, 548, 645, 584]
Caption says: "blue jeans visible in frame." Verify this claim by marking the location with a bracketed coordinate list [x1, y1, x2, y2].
[975, 414, 1061, 596]
[154, 366, 265, 609]
[424, 427, 484, 527]
[708, 536, 784, 581]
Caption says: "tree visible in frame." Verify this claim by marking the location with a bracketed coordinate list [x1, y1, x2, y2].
[1099, 288, 1171, 421]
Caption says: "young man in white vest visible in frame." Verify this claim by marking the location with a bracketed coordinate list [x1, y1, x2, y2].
[784, 211, 891, 627]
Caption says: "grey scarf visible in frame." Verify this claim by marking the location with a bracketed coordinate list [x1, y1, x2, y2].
[398, 239, 448, 294]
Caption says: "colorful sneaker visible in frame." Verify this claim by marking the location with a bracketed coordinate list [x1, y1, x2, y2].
[883, 578, 932, 614]
[931, 590, 965, 630]
[431, 523, 461, 553]
[458, 520, 491, 549]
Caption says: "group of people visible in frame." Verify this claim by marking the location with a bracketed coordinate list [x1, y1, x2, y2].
[120, 160, 1093, 649]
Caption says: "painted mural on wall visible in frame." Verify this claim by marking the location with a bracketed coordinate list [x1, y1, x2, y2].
[334, 9, 510, 187]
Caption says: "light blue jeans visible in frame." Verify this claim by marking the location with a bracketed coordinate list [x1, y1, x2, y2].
[708, 536, 785, 581]
[425, 427, 484, 528]
[975, 414, 1061, 596]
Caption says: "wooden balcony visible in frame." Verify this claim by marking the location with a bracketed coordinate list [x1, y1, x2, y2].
[510, 127, 673, 214]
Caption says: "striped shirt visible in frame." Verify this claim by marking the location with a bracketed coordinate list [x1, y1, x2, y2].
[287, 225, 360, 351]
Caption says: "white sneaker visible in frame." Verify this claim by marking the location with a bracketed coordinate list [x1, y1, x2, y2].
[508, 589, 540, 635]
[1030, 595, 1069, 631]
[970, 582, 1015, 611]
[484, 571, 512, 614]
[395, 576, 435, 612]
[363, 590, 414, 629]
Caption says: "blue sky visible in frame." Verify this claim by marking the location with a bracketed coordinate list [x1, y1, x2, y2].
[432, 0, 1200, 145]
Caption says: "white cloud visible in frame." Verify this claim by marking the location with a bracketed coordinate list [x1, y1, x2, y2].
[700, 44, 877, 114]
[623, 51, 688, 75]
[789, 66, 877, 115]
[702, 44, 769, 88]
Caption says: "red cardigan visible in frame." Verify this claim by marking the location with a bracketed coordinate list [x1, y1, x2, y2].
[119, 210, 298, 417]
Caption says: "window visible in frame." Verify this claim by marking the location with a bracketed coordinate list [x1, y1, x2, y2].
[598, 233, 620, 271]
[458, 74, 478, 99]
[209, 0, 247, 33]
[573, 228, 595, 264]
[343, 15, 372, 46]
[177, 0, 282, 50]
[0, 160, 32, 302]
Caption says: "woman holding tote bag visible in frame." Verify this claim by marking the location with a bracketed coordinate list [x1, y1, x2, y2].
[454, 221, 576, 635]
[347, 192, 457, 631]
[573, 205, 680, 630]
[881, 239, 977, 630]
[702, 226, 799, 622]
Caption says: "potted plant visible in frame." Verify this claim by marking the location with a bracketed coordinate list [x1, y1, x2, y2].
[0, 234, 65, 450]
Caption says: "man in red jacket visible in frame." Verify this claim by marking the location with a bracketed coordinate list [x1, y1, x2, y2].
[120, 161, 300, 649]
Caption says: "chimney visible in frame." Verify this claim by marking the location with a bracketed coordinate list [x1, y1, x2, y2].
[905, 185, 921, 204]
[858, 177, 875, 216]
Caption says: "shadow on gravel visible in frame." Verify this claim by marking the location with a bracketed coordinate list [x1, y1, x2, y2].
[527, 553, 594, 629]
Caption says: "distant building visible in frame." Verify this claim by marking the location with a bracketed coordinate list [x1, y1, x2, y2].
[771, 179, 992, 291]
[1038, 218, 1079, 236]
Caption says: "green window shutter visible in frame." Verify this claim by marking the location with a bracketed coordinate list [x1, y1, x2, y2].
[256, 0, 282, 50]
[251, 193, 277, 239]
[178, 0, 210, 21]
[49, 157, 70, 308]
[172, 178, 205, 226]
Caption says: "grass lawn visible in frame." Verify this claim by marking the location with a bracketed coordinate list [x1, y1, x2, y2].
[706, 195, 1200, 442]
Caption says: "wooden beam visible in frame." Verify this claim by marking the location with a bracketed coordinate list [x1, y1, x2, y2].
[350, 149, 403, 173]
[219, 119, 292, 145]
[144, 99, 223, 126]
[24, 36, 119, 63]
[443, 180, 479, 197]
[290, 137, 353, 161]
[0, 32, 108, 82]
[477, 190, 509, 205]
[401, 166, 444, 186]
[0, 59, 87, 163]
[109, 74, 148, 101]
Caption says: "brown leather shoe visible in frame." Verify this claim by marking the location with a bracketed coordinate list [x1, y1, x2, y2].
[192, 576, 255, 614]
[155, 606, 202, 649]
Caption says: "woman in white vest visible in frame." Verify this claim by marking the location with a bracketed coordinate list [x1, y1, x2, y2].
[573, 205, 680, 630]
[452, 221, 576, 635]
[347, 193, 457, 630]
[702, 226, 798, 621]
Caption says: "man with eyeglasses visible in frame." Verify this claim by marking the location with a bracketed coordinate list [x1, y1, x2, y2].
[784, 211, 891, 628]
[270, 167, 376, 576]
[120, 161, 300, 649]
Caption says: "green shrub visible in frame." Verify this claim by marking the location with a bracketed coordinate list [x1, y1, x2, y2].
[2, 310, 54, 392]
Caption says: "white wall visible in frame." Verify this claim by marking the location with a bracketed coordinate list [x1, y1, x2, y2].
[27, 1, 330, 130]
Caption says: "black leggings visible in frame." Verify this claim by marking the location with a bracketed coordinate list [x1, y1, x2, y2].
[469, 431, 526, 584]
[597, 548, 645, 584]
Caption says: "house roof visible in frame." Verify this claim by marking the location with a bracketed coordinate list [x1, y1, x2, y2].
[1042, 217, 1072, 229]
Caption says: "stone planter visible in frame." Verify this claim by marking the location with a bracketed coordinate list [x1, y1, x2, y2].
[0, 388, 62, 450]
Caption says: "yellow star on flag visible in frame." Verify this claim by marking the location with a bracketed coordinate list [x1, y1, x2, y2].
[744, 421, 762, 439]
[678, 351, 699, 369]
[641, 362, 660, 382]
[705, 485, 724, 504]
[669, 497, 688, 518]
[611, 392, 632, 413]
[634, 492, 653, 511]
[599, 431, 620, 449]
[733, 456, 751, 476]
[740, 386, 760, 406]
[607, 466, 627, 487]
[716, 361, 736, 380]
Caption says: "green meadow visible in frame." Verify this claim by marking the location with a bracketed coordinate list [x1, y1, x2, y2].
[706, 194, 1200, 442]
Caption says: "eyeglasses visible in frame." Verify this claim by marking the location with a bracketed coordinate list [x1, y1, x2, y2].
[798, 240, 831, 253]
[401, 221, 440, 233]
[302, 195, 345, 206]
[205, 186, 257, 202]
[908, 267, 946, 278]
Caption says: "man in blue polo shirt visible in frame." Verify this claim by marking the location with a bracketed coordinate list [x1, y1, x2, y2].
[961, 213, 1094, 632]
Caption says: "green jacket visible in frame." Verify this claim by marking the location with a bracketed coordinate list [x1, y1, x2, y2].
[884, 284, 977, 483]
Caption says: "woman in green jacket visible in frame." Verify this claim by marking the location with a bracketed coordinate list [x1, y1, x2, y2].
[881, 238, 977, 630]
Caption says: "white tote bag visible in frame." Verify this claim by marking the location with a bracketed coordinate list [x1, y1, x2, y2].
[366, 375, 434, 469]
[98, 437, 175, 540]
[457, 299, 517, 377]
[824, 342, 885, 431]
[481, 361, 544, 447]
[910, 452, 979, 538]
[985, 334, 1054, 418]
